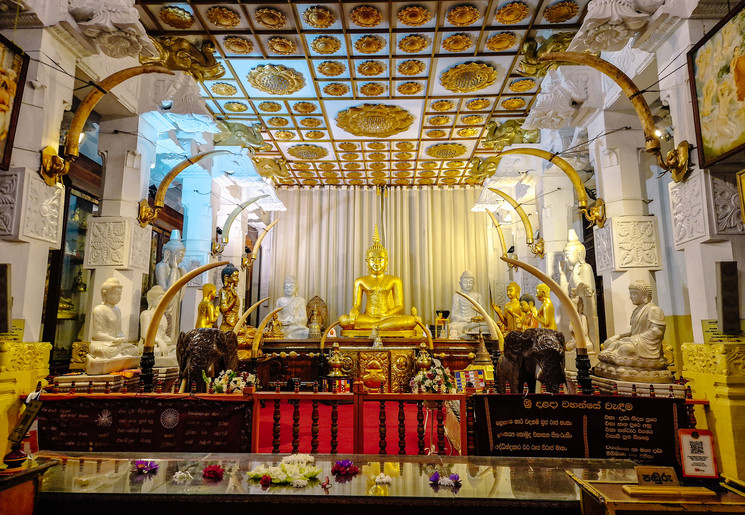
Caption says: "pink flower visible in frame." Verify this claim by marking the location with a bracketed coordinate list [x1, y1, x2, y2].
[260, 474, 272, 487]
[202, 464, 224, 481]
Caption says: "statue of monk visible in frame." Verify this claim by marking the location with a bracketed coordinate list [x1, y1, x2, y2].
[196, 284, 219, 329]
[535, 283, 557, 330]
[338, 226, 418, 334]
[219, 264, 240, 332]
[493, 282, 522, 332]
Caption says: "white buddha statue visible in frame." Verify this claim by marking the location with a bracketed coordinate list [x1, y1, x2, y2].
[139, 285, 177, 367]
[275, 275, 309, 339]
[87, 277, 141, 375]
[561, 229, 596, 296]
[450, 270, 490, 339]
[154, 231, 186, 341]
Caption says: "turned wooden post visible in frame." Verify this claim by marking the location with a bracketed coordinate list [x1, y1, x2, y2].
[330, 401, 339, 454]
[311, 398, 319, 453]
[416, 399, 425, 455]
[292, 399, 300, 453]
[378, 397, 387, 454]
[466, 395, 476, 456]
[272, 398, 281, 453]
[436, 400, 445, 454]
[398, 387, 406, 455]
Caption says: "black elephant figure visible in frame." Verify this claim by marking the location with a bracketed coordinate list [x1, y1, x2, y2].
[176, 328, 239, 393]
[497, 328, 567, 393]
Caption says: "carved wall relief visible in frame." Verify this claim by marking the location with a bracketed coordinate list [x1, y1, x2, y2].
[84, 216, 150, 270]
[0, 170, 22, 239]
[129, 223, 152, 271]
[611, 216, 661, 270]
[22, 176, 63, 245]
[669, 169, 707, 246]
[593, 222, 614, 273]
[710, 173, 745, 235]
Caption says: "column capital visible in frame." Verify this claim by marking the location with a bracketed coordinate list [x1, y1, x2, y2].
[594, 215, 662, 273]
[83, 215, 151, 272]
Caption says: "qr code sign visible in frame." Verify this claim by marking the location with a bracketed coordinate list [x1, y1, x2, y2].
[689, 440, 705, 454]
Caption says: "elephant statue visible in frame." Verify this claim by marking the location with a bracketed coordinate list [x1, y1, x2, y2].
[215, 120, 269, 153]
[517, 32, 575, 77]
[497, 328, 569, 393]
[176, 328, 239, 393]
[482, 119, 540, 152]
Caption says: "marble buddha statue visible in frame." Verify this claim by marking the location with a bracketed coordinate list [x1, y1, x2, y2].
[535, 283, 557, 330]
[196, 283, 219, 329]
[338, 225, 418, 337]
[493, 282, 522, 332]
[219, 263, 240, 332]
[450, 270, 490, 339]
[139, 285, 177, 367]
[87, 277, 141, 375]
[595, 280, 672, 383]
[155, 231, 186, 341]
[561, 229, 596, 296]
[275, 275, 309, 339]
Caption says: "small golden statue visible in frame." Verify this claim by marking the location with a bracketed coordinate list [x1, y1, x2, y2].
[492, 281, 522, 332]
[195, 284, 219, 329]
[218, 264, 240, 332]
[516, 294, 540, 331]
[338, 225, 418, 337]
[535, 283, 557, 330]
[263, 313, 284, 339]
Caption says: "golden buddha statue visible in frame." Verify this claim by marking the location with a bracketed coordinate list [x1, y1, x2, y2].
[535, 283, 557, 330]
[218, 264, 240, 332]
[195, 284, 219, 329]
[338, 225, 418, 337]
[492, 281, 522, 332]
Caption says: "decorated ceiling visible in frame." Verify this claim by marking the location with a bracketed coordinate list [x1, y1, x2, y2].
[135, 1, 588, 188]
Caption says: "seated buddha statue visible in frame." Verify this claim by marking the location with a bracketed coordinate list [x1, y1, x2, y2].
[338, 226, 418, 336]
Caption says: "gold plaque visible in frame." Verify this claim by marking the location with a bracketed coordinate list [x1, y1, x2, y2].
[299, 118, 322, 128]
[397, 81, 422, 95]
[259, 101, 282, 112]
[268, 37, 296, 55]
[446, 5, 481, 26]
[359, 82, 386, 96]
[339, 142, 358, 151]
[342, 153, 360, 161]
[159, 6, 194, 29]
[462, 115, 484, 125]
[509, 78, 536, 92]
[486, 32, 518, 51]
[255, 7, 287, 29]
[442, 33, 473, 52]
[247, 65, 305, 95]
[288, 145, 329, 160]
[368, 152, 387, 161]
[397, 59, 425, 76]
[206, 6, 240, 28]
[350, 5, 383, 27]
[224, 36, 253, 54]
[305, 131, 325, 139]
[323, 83, 349, 96]
[494, 2, 530, 24]
[312, 36, 342, 54]
[275, 131, 295, 140]
[267, 117, 289, 127]
[368, 142, 386, 150]
[543, 1, 579, 23]
[399, 34, 428, 53]
[211, 82, 237, 96]
[501, 97, 526, 110]
[426, 129, 447, 138]
[224, 101, 248, 112]
[428, 115, 450, 125]
[457, 128, 479, 137]
[466, 98, 490, 110]
[355, 35, 385, 54]
[357, 60, 385, 76]
[431, 100, 455, 111]
[317, 61, 345, 77]
[426, 143, 467, 158]
[440, 62, 498, 93]
[293, 102, 316, 114]
[397, 6, 432, 26]
[396, 142, 415, 150]
[303, 6, 335, 28]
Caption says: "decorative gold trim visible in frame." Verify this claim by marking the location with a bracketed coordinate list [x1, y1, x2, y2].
[426, 143, 467, 158]
[355, 35, 385, 54]
[312, 36, 342, 54]
[509, 78, 536, 92]
[440, 62, 498, 93]
[398, 6, 432, 27]
[305, 131, 325, 139]
[426, 129, 447, 138]
[350, 6, 383, 27]
[466, 98, 490, 110]
[501, 97, 526, 110]
[223, 36, 253, 54]
[246, 65, 305, 95]
[159, 6, 194, 29]
[431, 100, 455, 111]
[399, 34, 429, 53]
[211, 82, 237, 96]
[206, 6, 241, 28]
[428, 115, 449, 126]
[299, 118, 322, 128]
[287, 144, 329, 160]
[258, 101, 282, 113]
[293, 102, 316, 114]
[543, 1, 579, 23]
[486, 32, 518, 51]
[494, 2, 530, 25]
[442, 33, 473, 52]
[462, 115, 484, 125]
[359, 82, 386, 96]
[254, 7, 287, 29]
[396, 142, 415, 150]
[447, 5, 481, 26]
[368, 142, 386, 150]
[268, 37, 297, 55]
[224, 101, 248, 112]
[397, 81, 422, 95]
[317, 61, 345, 77]
[323, 82, 349, 96]
[357, 60, 385, 76]
[275, 131, 295, 140]
[303, 6, 335, 28]
[397, 59, 425, 76]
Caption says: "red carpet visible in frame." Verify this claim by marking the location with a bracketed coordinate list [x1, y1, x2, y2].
[255, 400, 457, 455]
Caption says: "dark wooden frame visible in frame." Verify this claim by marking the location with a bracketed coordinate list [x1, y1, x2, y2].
[687, 0, 745, 168]
[0, 32, 28, 171]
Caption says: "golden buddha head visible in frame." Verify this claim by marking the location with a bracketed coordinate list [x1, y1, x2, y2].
[221, 263, 239, 286]
[536, 283, 550, 300]
[202, 283, 216, 300]
[366, 225, 388, 273]
[507, 281, 520, 300]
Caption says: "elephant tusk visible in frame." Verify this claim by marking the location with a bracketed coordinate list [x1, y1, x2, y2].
[484, 209, 508, 258]
[456, 291, 504, 351]
[251, 307, 284, 358]
[246, 219, 279, 269]
[145, 261, 229, 352]
[488, 187, 544, 258]
[414, 320, 434, 350]
[319, 321, 342, 351]
[233, 297, 270, 335]
[213, 195, 269, 256]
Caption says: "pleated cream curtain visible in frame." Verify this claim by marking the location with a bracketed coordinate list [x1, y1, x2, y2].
[269, 185, 495, 325]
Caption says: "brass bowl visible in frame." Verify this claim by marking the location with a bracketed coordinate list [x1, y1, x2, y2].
[446, 5, 481, 26]
[486, 32, 518, 51]
[224, 36, 253, 54]
[357, 60, 385, 76]
[303, 6, 335, 28]
[255, 7, 287, 29]
[206, 6, 241, 28]
[312, 36, 342, 54]
[350, 5, 383, 27]
[317, 61, 345, 77]
[397, 59, 425, 76]
[397, 6, 432, 27]
[159, 6, 194, 29]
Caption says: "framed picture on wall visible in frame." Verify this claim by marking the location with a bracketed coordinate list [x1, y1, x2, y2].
[0, 33, 28, 171]
[688, 1, 745, 168]
[737, 169, 745, 224]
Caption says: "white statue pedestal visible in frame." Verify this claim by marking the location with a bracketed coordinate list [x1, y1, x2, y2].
[85, 352, 141, 375]
[591, 375, 685, 398]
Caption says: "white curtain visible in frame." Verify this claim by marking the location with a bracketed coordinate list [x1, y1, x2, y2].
[269, 185, 501, 325]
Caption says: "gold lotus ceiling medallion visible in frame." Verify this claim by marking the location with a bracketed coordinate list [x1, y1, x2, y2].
[306, 131, 325, 139]
[457, 128, 479, 137]
[466, 98, 490, 110]
[345, 163, 361, 170]
[371, 171, 387, 178]
[303, 6, 335, 28]
[247, 65, 305, 95]
[254, 7, 286, 29]
[368, 153, 386, 161]
[206, 7, 240, 28]
[259, 101, 282, 113]
[336, 104, 414, 138]
[495, 2, 530, 24]
[357, 60, 385, 76]
[159, 6, 194, 29]
[501, 97, 527, 110]
[397, 6, 432, 26]
[360, 83, 386, 96]
[211, 82, 237, 96]
[399, 35, 428, 53]
[350, 6, 383, 27]
[442, 34, 473, 52]
[426, 129, 447, 138]
[421, 162, 438, 169]
[288, 145, 328, 160]
[427, 143, 467, 158]
[317, 61, 345, 77]
[339, 143, 358, 151]
[369, 162, 386, 170]
[447, 161, 465, 167]
[396, 142, 415, 151]
[355, 35, 385, 54]
[275, 131, 295, 140]
[428, 116, 449, 126]
[293, 102, 316, 114]
[419, 178, 434, 184]
[431, 100, 455, 112]
[224, 101, 248, 112]
[342, 153, 360, 161]
[294, 163, 311, 170]
[368, 142, 386, 150]
[443, 169, 461, 177]
[303, 179, 319, 186]
[326, 178, 341, 184]
[447, 5, 481, 26]
[395, 163, 412, 170]
[442, 178, 459, 185]
[543, 1, 579, 23]
[300, 118, 322, 128]
[268, 37, 296, 55]
[440, 62, 498, 93]
[395, 152, 412, 160]
[223, 36, 253, 54]
[486, 32, 518, 51]
[397, 82, 422, 95]
[267, 117, 288, 127]
[298, 171, 315, 178]
[397, 59, 425, 76]
[420, 170, 437, 177]
[323, 83, 349, 96]
[510, 78, 536, 92]
[312, 36, 342, 54]
[462, 115, 484, 125]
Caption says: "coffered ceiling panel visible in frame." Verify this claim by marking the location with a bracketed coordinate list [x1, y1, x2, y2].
[136, 0, 588, 187]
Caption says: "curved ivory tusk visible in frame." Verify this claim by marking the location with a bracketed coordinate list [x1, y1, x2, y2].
[246, 219, 279, 268]
[145, 260, 229, 352]
[500, 256, 587, 352]
[319, 321, 342, 351]
[484, 209, 508, 257]
[456, 291, 504, 351]
[65, 65, 174, 159]
[251, 307, 284, 358]
[219, 195, 270, 247]
[489, 188, 544, 258]
[233, 296, 270, 335]
[414, 320, 434, 350]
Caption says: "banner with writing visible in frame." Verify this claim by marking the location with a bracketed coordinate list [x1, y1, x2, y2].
[475, 394, 688, 465]
[37, 397, 252, 452]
